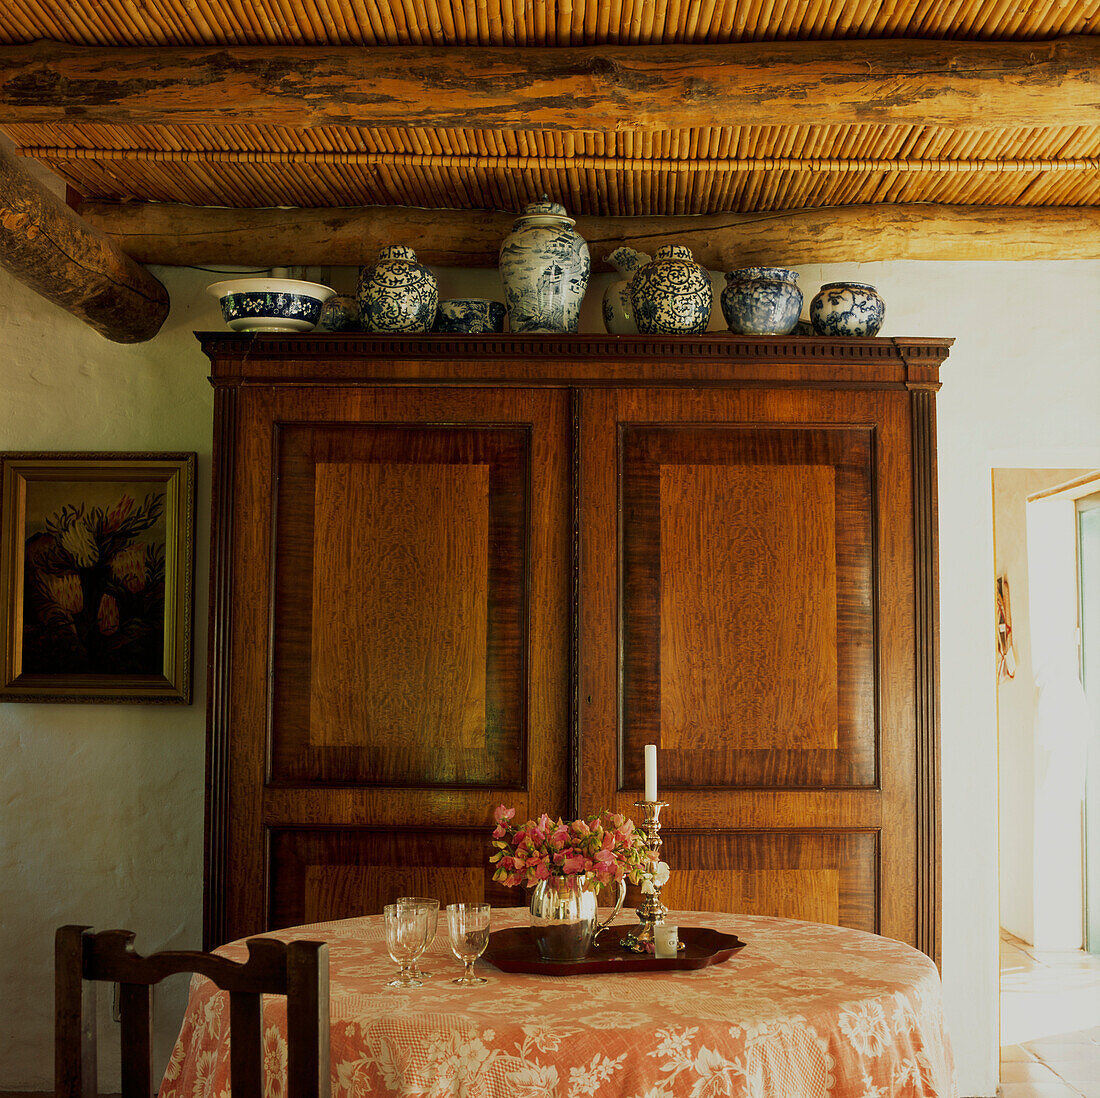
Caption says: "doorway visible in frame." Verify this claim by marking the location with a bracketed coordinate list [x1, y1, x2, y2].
[993, 469, 1100, 1094]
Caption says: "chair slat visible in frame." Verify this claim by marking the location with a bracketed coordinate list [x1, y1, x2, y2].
[119, 983, 153, 1098]
[286, 941, 331, 1098]
[54, 925, 97, 1098]
[229, 990, 264, 1098]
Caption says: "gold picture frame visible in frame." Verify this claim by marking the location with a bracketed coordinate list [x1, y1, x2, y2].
[0, 452, 196, 703]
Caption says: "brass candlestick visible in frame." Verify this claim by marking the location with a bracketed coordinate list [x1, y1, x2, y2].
[620, 800, 669, 953]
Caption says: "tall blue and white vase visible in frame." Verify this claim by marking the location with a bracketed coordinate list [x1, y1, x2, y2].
[602, 246, 651, 334]
[499, 196, 590, 333]
[809, 281, 886, 337]
[721, 267, 803, 335]
[629, 245, 712, 335]
[357, 245, 438, 333]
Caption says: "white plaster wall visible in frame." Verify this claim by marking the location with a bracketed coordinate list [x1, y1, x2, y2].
[2, 254, 1099, 1096]
[0, 263, 224, 1087]
[1028, 494, 1090, 949]
[991, 469, 1089, 945]
[883, 260, 1100, 1096]
[993, 470, 1041, 945]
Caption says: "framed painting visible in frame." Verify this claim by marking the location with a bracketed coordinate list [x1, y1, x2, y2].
[0, 453, 196, 703]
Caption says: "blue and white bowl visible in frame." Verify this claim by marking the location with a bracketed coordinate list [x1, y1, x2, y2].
[810, 281, 886, 337]
[721, 267, 802, 335]
[434, 299, 506, 334]
[207, 278, 335, 333]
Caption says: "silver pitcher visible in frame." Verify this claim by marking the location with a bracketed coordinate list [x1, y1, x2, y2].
[529, 873, 626, 961]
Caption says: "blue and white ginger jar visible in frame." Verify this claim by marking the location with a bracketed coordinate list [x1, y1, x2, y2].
[810, 281, 886, 337]
[357, 245, 438, 333]
[629, 245, 712, 335]
[721, 267, 803, 335]
[499, 196, 590, 333]
[602, 246, 651, 334]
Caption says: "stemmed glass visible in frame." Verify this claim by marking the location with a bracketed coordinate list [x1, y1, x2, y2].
[383, 902, 431, 988]
[396, 896, 439, 980]
[447, 902, 491, 986]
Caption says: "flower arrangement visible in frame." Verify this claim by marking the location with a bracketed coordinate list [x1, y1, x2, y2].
[23, 492, 166, 674]
[490, 805, 670, 892]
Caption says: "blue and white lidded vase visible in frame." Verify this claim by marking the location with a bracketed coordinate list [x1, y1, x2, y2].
[721, 267, 803, 335]
[809, 281, 886, 337]
[499, 196, 590, 333]
[602, 246, 652, 334]
[357, 245, 438, 333]
[629, 245, 713, 335]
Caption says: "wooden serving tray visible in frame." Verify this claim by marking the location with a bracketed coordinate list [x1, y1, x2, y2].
[482, 925, 746, 975]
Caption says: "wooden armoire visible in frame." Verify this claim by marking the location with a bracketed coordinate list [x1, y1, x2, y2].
[201, 333, 949, 962]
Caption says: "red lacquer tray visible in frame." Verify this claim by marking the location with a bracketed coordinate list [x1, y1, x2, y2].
[482, 925, 746, 975]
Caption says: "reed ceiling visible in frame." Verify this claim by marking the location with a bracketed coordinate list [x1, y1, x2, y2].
[1, 0, 1098, 217]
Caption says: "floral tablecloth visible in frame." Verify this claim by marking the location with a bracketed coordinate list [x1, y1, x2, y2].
[160, 908, 957, 1098]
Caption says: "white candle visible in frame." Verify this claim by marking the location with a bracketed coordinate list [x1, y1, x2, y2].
[654, 924, 679, 958]
[644, 743, 658, 802]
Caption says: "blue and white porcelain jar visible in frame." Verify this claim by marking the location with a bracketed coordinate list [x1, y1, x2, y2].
[499, 196, 590, 333]
[629, 245, 712, 335]
[357, 245, 438, 333]
[602, 246, 651, 334]
[721, 267, 802, 335]
[318, 293, 360, 331]
[434, 298, 507, 334]
[810, 281, 886, 337]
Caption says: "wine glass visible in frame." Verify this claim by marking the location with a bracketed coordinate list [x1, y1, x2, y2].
[396, 896, 439, 979]
[447, 902, 491, 986]
[383, 902, 430, 988]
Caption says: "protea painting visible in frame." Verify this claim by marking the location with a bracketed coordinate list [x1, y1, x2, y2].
[22, 491, 167, 675]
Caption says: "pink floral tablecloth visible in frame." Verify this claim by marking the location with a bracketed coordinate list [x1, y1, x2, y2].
[160, 908, 957, 1098]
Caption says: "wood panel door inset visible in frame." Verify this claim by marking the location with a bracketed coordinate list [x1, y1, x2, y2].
[646, 830, 878, 931]
[271, 424, 528, 788]
[621, 425, 876, 791]
[268, 827, 517, 927]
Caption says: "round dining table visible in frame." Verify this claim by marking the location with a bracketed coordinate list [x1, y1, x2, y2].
[159, 907, 957, 1098]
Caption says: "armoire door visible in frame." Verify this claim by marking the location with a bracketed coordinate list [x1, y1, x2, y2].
[579, 385, 922, 947]
[209, 384, 570, 944]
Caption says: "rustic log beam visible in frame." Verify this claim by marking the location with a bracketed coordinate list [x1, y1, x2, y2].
[79, 199, 1100, 268]
[0, 144, 168, 342]
[2, 37, 1098, 131]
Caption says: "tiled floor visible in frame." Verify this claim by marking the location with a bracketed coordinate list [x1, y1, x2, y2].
[999, 930, 1100, 1097]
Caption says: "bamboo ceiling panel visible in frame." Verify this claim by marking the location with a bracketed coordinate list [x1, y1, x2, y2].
[1, 0, 1098, 45]
[1, 2, 1097, 218]
[8, 122, 1100, 212]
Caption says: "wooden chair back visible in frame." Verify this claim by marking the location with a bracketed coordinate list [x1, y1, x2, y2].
[55, 925, 330, 1098]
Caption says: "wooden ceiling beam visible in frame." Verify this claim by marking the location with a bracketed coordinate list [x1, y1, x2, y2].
[79, 199, 1100, 267]
[1, 37, 1097, 131]
[0, 143, 168, 342]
